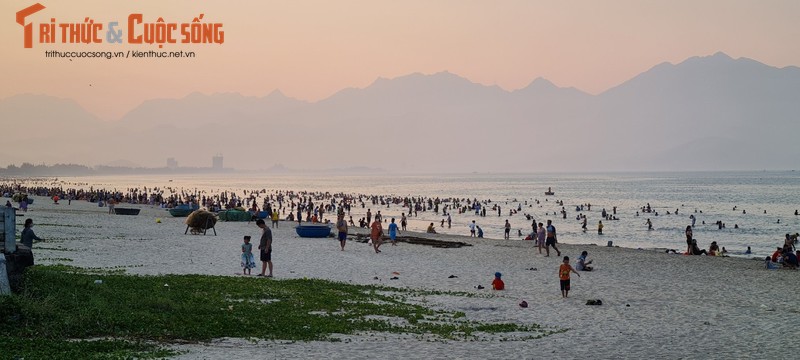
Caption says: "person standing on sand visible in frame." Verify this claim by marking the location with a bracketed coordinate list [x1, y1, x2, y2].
[256, 219, 273, 277]
[685, 225, 693, 255]
[536, 222, 546, 254]
[545, 220, 561, 257]
[401, 213, 407, 231]
[271, 210, 280, 228]
[504, 219, 511, 239]
[240, 236, 256, 275]
[336, 214, 348, 251]
[469, 220, 476, 237]
[21, 218, 43, 248]
[371, 218, 383, 253]
[598, 220, 604, 235]
[559, 256, 580, 298]
[388, 217, 399, 246]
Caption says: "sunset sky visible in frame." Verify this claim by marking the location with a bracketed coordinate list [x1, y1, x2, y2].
[2, 0, 799, 120]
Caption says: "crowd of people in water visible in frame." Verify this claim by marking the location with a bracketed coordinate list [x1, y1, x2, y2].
[2, 179, 798, 266]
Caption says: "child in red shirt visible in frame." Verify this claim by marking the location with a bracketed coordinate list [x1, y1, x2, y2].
[492, 272, 505, 290]
[559, 256, 580, 298]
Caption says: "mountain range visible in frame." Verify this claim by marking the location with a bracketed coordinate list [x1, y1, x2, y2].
[3, 52, 799, 173]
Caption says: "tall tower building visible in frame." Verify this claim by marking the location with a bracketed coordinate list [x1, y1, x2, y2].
[212, 154, 223, 170]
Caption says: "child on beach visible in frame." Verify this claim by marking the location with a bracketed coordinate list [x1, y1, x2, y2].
[764, 256, 780, 270]
[241, 236, 256, 275]
[576, 251, 593, 271]
[492, 272, 505, 290]
[388, 218, 399, 246]
[559, 256, 580, 298]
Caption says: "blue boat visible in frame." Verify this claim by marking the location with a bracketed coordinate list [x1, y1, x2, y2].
[295, 224, 332, 238]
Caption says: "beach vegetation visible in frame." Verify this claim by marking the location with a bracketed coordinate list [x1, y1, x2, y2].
[0, 265, 560, 359]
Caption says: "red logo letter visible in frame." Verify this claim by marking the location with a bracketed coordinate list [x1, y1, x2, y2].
[17, 3, 46, 48]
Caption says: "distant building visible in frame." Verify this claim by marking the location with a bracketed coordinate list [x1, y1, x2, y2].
[166, 157, 178, 169]
[212, 154, 223, 170]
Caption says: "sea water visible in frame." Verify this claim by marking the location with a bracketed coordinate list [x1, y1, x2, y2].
[60, 171, 800, 257]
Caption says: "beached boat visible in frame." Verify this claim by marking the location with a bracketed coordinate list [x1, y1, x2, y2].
[295, 224, 332, 238]
[114, 208, 140, 215]
[218, 209, 252, 221]
[168, 204, 199, 217]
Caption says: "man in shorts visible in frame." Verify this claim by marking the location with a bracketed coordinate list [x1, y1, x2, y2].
[256, 219, 273, 277]
[545, 220, 561, 257]
[336, 214, 348, 251]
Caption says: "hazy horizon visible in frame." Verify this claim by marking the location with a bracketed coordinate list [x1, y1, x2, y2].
[3, 0, 800, 120]
[2, 1, 799, 173]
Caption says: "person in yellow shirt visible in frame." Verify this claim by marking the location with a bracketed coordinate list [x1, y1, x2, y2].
[271, 210, 280, 228]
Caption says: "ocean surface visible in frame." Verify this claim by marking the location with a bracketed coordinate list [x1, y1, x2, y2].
[58, 171, 800, 257]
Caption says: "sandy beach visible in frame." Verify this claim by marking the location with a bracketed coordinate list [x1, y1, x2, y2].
[18, 196, 798, 359]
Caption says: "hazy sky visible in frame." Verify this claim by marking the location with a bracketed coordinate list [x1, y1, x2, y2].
[2, 0, 799, 120]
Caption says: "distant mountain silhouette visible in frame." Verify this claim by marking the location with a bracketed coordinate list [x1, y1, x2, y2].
[0, 94, 110, 165]
[2, 53, 798, 172]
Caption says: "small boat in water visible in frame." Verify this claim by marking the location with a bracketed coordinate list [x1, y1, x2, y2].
[544, 187, 555, 196]
[295, 224, 332, 238]
[114, 208, 140, 215]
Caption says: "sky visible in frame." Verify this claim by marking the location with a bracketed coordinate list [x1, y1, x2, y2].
[1, 0, 799, 121]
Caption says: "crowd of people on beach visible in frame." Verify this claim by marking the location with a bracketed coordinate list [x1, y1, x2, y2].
[4, 179, 799, 273]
